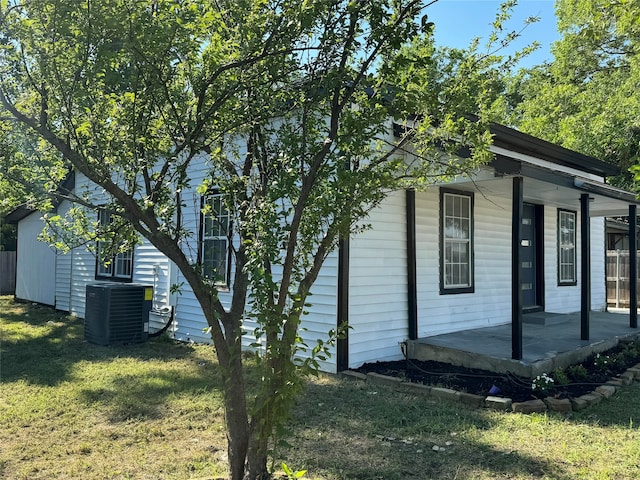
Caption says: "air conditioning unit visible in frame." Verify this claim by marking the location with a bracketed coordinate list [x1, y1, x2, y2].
[85, 283, 152, 346]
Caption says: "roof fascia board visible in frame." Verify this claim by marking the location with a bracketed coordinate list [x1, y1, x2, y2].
[490, 123, 620, 178]
[519, 163, 576, 190]
[490, 145, 605, 182]
[3, 170, 76, 224]
[573, 177, 640, 204]
[393, 120, 619, 179]
[4, 204, 36, 224]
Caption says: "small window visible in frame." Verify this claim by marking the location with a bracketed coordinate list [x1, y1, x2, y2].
[558, 209, 577, 285]
[200, 194, 231, 287]
[440, 189, 474, 294]
[96, 210, 133, 281]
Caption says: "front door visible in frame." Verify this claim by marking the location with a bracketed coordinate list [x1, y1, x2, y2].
[521, 204, 543, 311]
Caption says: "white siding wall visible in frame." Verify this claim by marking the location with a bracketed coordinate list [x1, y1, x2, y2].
[65, 174, 101, 319]
[52, 173, 169, 321]
[544, 208, 607, 313]
[34, 163, 612, 372]
[170, 157, 235, 343]
[413, 188, 608, 336]
[415, 188, 513, 337]
[54, 251, 72, 311]
[15, 212, 56, 306]
[304, 253, 338, 372]
[411, 186, 609, 338]
[543, 205, 579, 313]
[67, 242, 96, 319]
[348, 191, 408, 368]
[54, 201, 72, 312]
[132, 241, 171, 332]
[590, 217, 607, 310]
[171, 157, 339, 371]
[252, 253, 339, 373]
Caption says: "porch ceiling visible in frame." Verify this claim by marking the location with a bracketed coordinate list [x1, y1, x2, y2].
[523, 176, 635, 217]
[444, 167, 638, 217]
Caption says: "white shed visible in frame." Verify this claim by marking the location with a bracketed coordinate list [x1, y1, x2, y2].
[8, 209, 56, 306]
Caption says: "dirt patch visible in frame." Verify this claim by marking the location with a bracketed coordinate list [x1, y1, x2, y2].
[356, 340, 640, 403]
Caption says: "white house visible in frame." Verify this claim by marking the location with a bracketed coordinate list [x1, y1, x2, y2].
[7, 122, 640, 373]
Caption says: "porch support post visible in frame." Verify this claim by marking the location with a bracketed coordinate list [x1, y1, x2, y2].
[580, 194, 591, 341]
[629, 205, 637, 328]
[336, 235, 350, 371]
[336, 158, 351, 372]
[512, 177, 523, 360]
[406, 189, 418, 340]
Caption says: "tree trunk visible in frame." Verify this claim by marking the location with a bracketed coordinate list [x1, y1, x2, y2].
[187, 277, 252, 480]
[219, 310, 251, 479]
[245, 435, 269, 480]
[220, 341, 251, 480]
[244, 339, 295, 480]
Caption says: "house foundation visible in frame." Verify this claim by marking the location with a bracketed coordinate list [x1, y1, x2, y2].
[407, 310, 640, 378]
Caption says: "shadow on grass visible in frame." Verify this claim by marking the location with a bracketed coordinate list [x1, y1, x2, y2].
[1, 299, 225, 423]
[285, 381, 575, 480]
[78, 367, 223, 422]
[1, 302, 87, 385]
[0, 299, 217, 401]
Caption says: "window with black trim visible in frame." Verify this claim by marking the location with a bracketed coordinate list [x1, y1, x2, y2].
[96, 210, 133, 281]
[558, 209, 577, 285]
[200, 193, 231, 287]
[440, 189, 474, 294]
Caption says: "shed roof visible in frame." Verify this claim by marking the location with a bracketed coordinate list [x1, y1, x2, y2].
[3, 171, 76, 224]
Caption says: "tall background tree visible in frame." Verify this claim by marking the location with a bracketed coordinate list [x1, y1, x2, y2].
[0, 0, 530, 478]
[0, 120, 65, 249]
[0, 121, 18, 250]
[504, 0, 640, 188]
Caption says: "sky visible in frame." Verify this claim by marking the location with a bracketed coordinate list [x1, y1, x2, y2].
[426, 0, 560, 68]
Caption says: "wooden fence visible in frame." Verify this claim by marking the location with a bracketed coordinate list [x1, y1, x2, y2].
[606, 250, 640, 307]
[0, 251, 16, 295]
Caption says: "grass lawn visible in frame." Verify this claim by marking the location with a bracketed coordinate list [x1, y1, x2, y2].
[1, 296, 639, 479]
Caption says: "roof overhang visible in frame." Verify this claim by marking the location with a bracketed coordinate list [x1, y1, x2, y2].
[3, 170, 76, 225]
[572, 177, 637, 204]
[4, 204, 35, 224]
[490, 123, 620, 178]
[490, 156, 639, 216]
[393, 120, 622, 180]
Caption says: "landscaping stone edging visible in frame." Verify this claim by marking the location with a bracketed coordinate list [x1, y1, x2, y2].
[341, 363, 640, 414]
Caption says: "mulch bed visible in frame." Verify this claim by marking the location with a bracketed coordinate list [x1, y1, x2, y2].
[356, 340, 640, 403]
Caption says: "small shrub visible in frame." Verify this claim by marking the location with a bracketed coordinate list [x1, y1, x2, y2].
[281, 463, 307, 479]
[593, 353, 612, 372]
[531, 373, 555, 394]
[618, 343, 640, 364]
[551, 368, 569, 385]
[611, 352, 627, 367]
[567, 364, 588, 380]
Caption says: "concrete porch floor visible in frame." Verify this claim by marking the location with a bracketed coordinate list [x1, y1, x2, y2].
[407, 310, 640, 378]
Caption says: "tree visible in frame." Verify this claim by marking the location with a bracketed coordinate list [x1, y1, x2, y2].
[0, 121, 18, 250]
[0, 121, 29, 250]
[504, 0, 640, 187]
[0, 117, 67, 249]
[0, 1, 524, 477]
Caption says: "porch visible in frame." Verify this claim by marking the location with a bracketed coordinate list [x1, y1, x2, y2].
[406, 310, 640, 378]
